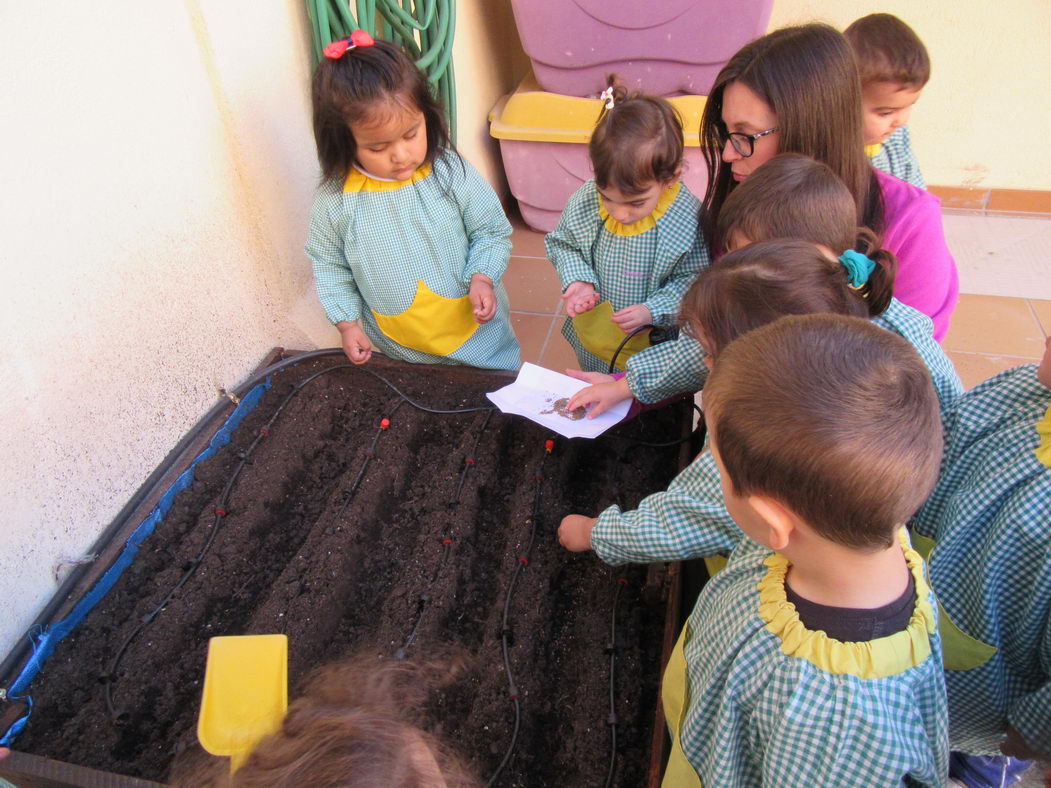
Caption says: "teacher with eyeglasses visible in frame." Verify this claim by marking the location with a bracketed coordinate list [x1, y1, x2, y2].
[697, 23, 958, 341]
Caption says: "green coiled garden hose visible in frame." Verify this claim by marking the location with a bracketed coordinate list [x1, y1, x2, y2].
[306, 0, 456, 139]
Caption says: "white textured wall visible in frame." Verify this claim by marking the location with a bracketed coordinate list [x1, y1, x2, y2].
[0, 0, 330, 659]
[0, 1, 527, 662]
[767, 0, 1051, 190]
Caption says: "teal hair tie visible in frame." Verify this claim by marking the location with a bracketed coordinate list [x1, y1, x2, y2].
[839, 249, 877, 288]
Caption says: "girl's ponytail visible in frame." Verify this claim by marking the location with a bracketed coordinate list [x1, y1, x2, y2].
[854, 227, 898, 316]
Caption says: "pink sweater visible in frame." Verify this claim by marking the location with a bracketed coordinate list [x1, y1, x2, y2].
[877, 169, 959, 341]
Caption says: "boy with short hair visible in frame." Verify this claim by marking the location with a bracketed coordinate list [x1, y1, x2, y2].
[568, 314, 950, 786]
[845, 13, 930, 189]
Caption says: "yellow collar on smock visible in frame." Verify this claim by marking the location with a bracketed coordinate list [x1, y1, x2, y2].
[865, 142, 883, 158]
[1036, 404, 1051, 468]
[756, 528, 936, 679]
[343, 162, 433, 193]
[598, 181, 680, 237]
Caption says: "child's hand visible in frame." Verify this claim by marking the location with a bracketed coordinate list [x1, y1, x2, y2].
[561, 281, 600, 317]
[567, 376, 632, 419]
[558, 514, 597, 551]
[612, 303, 652, 333]
[469, 273, 497, 323]
[336, 320, 372, 365]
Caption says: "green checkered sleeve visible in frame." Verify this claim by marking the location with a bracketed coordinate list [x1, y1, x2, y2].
[643, 233, 708, 325]
[306, 179, 363, 324]
[591, 449, 742, 565]
[545, 184, 602, 291]
[444, 155, 513, 286]
[871, 126, 926, 189]
[625, 333, 709, 404]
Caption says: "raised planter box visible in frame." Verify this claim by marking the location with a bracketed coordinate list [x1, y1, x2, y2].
[1, 352, 695, 787]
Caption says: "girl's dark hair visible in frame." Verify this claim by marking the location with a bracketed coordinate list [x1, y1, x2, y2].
[589, 77, 684, 193]
[699, 24, 884, 242]
[715, 152, 897, 288]
[680, 238, 895, 358]
[311, 39, 451, 182]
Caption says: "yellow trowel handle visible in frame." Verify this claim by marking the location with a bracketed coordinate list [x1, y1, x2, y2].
[197, 634, 288, 774]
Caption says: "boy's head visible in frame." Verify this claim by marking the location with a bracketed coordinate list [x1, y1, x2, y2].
[703, 314, 942, 552]
[844, 14, 930, 146]
[717, 153, 857, 253]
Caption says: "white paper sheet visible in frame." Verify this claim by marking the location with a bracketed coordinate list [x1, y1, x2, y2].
[486, 363, 630, 439]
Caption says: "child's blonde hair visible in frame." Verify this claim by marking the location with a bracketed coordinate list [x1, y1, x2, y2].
[704, 314, 942, 550]
[589, 78, 684, 194]
[175, 652, 479, 788]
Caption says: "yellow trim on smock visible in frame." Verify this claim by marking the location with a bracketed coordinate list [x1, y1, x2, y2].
[571, 300, 651, 371]
[865, 142, 883, 158]
[757, 529, 937, 679]
[598, 182, 680, 237]
[371, 279, 478, 357]
[1035, 404, 1051, 468]
[662, 625, 704, 788]
[343, 163, 433, 193]
[910, 530, 999, 671]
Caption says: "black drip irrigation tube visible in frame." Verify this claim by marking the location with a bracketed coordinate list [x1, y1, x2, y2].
[486, 437, 553, 787]
[605, 575, 627, 788]
[1, 349, 500, 733]
[394, 409, 495, 660]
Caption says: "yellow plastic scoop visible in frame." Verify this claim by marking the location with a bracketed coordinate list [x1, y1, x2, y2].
[197, 634, 288, 773]
[572, 301, 651, 371]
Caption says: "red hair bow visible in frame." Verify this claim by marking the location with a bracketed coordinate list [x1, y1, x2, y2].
[323, 29, 375, 59]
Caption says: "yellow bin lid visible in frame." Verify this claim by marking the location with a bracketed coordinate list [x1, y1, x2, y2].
[489, 73, 707, 146]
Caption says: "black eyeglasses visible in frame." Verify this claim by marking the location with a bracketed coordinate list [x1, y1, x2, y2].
[717, 125, 779, 157]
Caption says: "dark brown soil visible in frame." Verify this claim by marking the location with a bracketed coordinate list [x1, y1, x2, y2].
[14, 356, 688, 787]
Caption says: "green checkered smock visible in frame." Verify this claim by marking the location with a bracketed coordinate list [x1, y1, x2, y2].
[871, 126, 926, 189]
[676, 535, 949, 786]
[592, 298, 962, 566]
[545, 180, 708, 372]
[625, 296, 961, 407]
[912, 364, 1051, 756]
[306, 150, 521, 370]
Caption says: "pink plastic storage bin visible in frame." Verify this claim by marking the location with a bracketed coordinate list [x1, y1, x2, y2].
[489, 75, 709, 233]
[510, 0, 773, 97]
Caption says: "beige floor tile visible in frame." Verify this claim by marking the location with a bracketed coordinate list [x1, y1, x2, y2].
[942, 294, 1046, 356]
[511, 313, 555, 365]
[944, 213, 1051, 301]
[946, 351, 1038, 390]
[502, 256, 562, 314]
[538, 321, 582, 373]
[1029, 299, 1051, 336]
[509, 214, 549, 259]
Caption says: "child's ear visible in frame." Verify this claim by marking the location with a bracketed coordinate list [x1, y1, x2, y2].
[747, 495, 798, 551]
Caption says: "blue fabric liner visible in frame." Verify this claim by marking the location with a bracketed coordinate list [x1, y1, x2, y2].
[1, 380, 271, 745]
